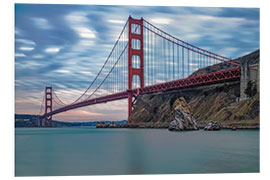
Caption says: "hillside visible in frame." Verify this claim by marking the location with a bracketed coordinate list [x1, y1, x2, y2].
[128, 50, 259, 128]
[15, 114, 127, 127]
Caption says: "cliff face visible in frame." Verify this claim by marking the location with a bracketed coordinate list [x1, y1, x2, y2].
[128, 50, 259, 128]
[128, 82, 259, 128]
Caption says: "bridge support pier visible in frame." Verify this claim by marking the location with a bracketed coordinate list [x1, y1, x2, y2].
[127, 16, 144, 120]
[44, 86, 53, 127]
[127, 89, 140, 119]
[127, 90, 133, 118]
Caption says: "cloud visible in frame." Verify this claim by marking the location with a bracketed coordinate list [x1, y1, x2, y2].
[19, 47, 35, 51]
[108, 19, 126, 24]
[74, 27, 96, 39]
[44, 47, 60, 53]
[215, 47, 239, 58]
[15, 53, 26, 57]
[32, 17, 53, 30]
[16, 38, 36, 45]
[65, 11, 95, 39]
[32, 54, 44, 58]
[54, 69, 71, 74]
[80, 71, 94, 76]
[15, 27, 21, 35]
[65, 11, 89, 24]
[150, 17, 173, 25]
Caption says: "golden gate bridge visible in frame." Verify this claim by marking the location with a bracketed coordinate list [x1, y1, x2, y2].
[38, 16, 241, 127]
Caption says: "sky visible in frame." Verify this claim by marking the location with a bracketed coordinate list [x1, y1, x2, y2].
[14, 4, 259, 122]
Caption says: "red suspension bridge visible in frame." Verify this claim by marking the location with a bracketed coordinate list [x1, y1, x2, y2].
[38, 16, 241, 127]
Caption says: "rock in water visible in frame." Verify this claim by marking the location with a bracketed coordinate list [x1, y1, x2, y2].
[232, 127, 237, 131]
[168, 97, 198, 131]
[204, 120, 221, 131]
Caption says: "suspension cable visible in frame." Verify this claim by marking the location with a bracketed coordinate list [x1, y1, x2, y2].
[143, 19, 240, 66]
[52, 89, 66, 106]
[49, 18, 129, 106]
[70, 18, 129, 104]
[85, 43, 129, 100]
[84, 22, 140, 100]
[52, 98, 65, 106]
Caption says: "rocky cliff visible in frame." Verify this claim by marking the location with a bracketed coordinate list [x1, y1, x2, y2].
[127, 50, 259, 128]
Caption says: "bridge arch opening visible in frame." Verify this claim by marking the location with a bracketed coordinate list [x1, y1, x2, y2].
[132, 55, 141, 69]
[132, 39, 141, 50]
[132, 74, 141, 89]
[131, 23, 141, 34]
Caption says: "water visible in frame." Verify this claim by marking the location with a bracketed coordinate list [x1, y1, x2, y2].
[15, 127, 259, 176]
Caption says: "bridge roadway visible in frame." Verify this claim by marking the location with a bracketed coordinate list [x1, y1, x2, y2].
[41, 67, 241, 118]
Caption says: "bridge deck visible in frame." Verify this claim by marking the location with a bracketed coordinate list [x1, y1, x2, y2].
[42, 67, 241, 117]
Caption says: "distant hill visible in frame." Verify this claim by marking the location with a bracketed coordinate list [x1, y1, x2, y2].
[15, 114, 39, 120]
[15, 114, 127, 127]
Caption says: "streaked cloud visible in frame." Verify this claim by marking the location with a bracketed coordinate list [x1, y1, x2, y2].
[108, 19, 126, 24]
[74, 27, 96, 39]
[32, 17, 52, 30]
[65, 11, 89, 24]
[44, 47, 60, 53]
[78, 40, 95, 46]
[15, 53, 26, 57]
[54, 69, 71, 74]
[16, 38, 36, 45]
[150, 17, 173, 25]
[19, 47, 35, 51]
[32, 54, 44, 59]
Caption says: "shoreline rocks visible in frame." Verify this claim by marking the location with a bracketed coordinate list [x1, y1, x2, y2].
[95, 121, 259, 129]
[204, 120, 221, 131]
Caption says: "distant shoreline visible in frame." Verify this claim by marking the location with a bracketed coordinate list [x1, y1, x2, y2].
[15, 126, 259, 130]
[95, 123, 260, 130]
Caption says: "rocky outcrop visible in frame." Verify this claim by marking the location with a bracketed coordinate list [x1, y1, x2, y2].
[204, 120, 221, 131]
[168, 97, 198, 131]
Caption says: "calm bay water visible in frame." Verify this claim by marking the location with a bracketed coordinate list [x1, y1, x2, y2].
[15, 127, 259, 176]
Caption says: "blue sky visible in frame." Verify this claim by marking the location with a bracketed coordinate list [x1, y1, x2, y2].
[15, 4, 259, 122]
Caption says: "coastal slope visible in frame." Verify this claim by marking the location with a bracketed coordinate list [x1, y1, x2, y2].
[128, 50, 259, 128]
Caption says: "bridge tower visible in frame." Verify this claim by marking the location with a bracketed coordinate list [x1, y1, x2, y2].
[44, 86, 53, 127]
[128, 16, 144, 119]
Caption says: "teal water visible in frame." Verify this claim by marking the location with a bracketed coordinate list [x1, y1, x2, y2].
[15, 127, 259, 176]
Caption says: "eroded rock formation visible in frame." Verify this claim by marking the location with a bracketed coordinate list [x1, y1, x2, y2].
[168, 97, 198, 131]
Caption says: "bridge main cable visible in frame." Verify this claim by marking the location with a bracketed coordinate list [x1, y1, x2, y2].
[72, 18, 129, 104]
[51, 18, 130, 107]
[85, 43, 129, 101]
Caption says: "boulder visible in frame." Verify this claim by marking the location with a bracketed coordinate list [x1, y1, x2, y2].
[204, 120, 221, 131]
[232, 127, 237, 131]
[168, 97, 198, 131]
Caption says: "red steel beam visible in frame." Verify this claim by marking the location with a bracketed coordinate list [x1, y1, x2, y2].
[42, 68, 240, 118]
